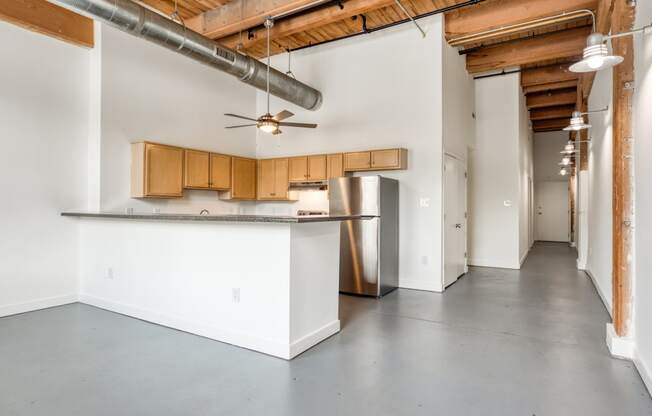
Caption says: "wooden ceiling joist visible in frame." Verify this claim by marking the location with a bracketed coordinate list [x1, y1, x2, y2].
[216, 0, 397, 50]
[522, 79, 578, 94]
[529, 105, 575, 121]
[445, 0, 597, 47]
[526, 88, 577, 109]
[465, 25, 591, 74]
[0, 0, 94, 48]
[187, 0, 329, 39]
[521, 63, 579, 87]
[532, 118, 570, 132]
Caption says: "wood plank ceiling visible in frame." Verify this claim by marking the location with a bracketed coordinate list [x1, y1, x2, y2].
[139, 0, 607, 132]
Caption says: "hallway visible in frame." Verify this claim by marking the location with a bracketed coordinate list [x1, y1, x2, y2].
[1, 243, 651, 415]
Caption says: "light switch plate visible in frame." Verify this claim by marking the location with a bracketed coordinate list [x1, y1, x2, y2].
[420, 198, 430, 208]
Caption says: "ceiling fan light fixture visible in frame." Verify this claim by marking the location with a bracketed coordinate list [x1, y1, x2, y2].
[258, 119, 278, 134]
[570, 33, 624, 73]
[564, 111, 592, 131]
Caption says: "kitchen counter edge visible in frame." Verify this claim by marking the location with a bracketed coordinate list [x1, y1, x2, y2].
[60, 212, 375, 224]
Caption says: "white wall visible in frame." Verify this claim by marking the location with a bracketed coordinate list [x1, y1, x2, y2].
[97, 24, 257, 215]
[533, 131, 571, 182]
[586, 67, 614, 313]
[469, 73, 529, 269]
[0, 22, 89, 315]
[253, 15, 452, 292]
[633, 0, 652, 394]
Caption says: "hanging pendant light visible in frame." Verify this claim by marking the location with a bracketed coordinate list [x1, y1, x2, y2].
[570, 33, 623, 73]
[563, 111, 592, 131]
[562, 141, 576, 154]
[559, 167, 568, 176]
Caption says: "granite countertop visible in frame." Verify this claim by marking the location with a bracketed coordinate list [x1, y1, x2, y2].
[61, 211, 375, 224]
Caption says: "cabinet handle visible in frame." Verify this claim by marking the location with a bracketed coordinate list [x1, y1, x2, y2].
[271, 192, 276, 196]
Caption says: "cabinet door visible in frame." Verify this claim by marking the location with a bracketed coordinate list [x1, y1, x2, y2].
[289, 156, 308, 181]
[308, 155, 327, 180]
[232, 157, 257, 200]
[210, 153, 231, 190]
[274, 158, 289, 199]
[344, 151, 371, 171]
[184, 150, 210, 189]
[327, 153, 344, 179]
[257, 159, 276, 199]
[371, 149, 400, 169]
[145, 143, 184, 197]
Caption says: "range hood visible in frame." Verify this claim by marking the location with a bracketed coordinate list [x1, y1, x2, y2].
[288, 180, 328, 190]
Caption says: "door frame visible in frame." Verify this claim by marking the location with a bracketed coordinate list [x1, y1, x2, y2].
[442, 152, 468, 290]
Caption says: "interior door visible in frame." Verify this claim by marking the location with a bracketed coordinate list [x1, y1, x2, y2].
[444, 155, 467, 288]
[535, 181, 570, 242]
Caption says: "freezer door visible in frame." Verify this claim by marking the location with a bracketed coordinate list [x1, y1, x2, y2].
[339, 217, 380, 296]
[329, 176, 380, 216]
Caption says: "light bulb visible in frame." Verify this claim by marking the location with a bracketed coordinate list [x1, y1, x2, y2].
[560, 168, 568, 176]
[587, 55, 606, 69]
[561, 157, 571, 166]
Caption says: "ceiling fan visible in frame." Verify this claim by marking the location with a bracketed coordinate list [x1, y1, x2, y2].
[225, 17, 317, 135]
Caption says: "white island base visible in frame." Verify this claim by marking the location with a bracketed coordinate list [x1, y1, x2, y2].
[74, 217, 342, 359]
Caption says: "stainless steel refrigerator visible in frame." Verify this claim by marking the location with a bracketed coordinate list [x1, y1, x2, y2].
[329, 176, 399, 297]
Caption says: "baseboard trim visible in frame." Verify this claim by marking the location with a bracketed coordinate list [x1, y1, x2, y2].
[79, 293, 301, 360]
[399, 279, 443, 293]
[606, 323, 634, 359]
[633, 348, 652, 397]
[519, 248, 531, 267]
[468, 258, 520, 270]
[584, 269, 612, 318]
[0, 294, 78, 318]
[577, 259, 587, 270]
[289, 320, 340, 359]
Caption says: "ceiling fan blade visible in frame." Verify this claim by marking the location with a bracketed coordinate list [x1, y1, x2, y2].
[224, 113, 258, 122]
[225, 124, 257, 129]
[273, 110, 294, 121]
[278, 122, 317, 128]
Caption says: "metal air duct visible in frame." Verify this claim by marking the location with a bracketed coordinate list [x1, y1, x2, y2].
[48, 0, 323, 111]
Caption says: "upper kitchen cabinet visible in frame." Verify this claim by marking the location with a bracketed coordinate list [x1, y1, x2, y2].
[344, 148, 407, 172]
[258, 158, 291, 200]
[289, 155, 327, 182]
[184, 149, 210, 189]
[327, 153, 344, 179]
[209, 153, 231, 190]
[131, 142, 184, 198]
[220, 156, 257, 200]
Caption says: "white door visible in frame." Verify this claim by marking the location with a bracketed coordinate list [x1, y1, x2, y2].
[444, 155, 467, 288]
[535, 181, 570, 242]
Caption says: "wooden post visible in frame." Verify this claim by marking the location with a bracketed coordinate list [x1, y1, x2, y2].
[611, 0, 635, 337]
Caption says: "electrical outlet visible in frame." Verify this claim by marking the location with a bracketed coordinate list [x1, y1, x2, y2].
[419, 198, 430, 208]
[232, 288, 241, 303]
[106, 267, 114, 280]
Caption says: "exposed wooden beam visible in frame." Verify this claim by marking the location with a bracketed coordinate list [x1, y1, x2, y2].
[529, 105, 574, 121]
[532, 118, 569, 132]
[187, 0, 327, 40]
[466, 26, 591, 74]
[445, 0, 597, 46]
[526, 88, 577, 109]
[522, 79, 577, 94]
[216, 0, 396, 50]
[521, 63, 579, 87]
[611, 0, 634, 338]
[0, 0, 94, 48]
[581, 0, 616, 98]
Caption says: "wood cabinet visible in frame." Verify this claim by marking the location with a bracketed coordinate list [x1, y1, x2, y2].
[225, 156, 257, 200]
[289, 154, 327, 181]
[257, 158, 291, 200]
[184, 149, 210, 189]
[344, 148, 407, 172]
[327, 153, 344, 179]
[131, 142, 184, 198]
[209, 153, 231, 190]
[344, 151, 371, 171]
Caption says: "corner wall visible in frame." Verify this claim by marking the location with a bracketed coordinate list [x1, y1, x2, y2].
[469, 73, 531, 269]
[0, 22, 89, 315]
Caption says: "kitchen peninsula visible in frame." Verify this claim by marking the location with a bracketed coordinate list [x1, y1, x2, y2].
[62, 211, 371, 359]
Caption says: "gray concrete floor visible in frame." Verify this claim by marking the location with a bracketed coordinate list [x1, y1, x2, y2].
[1, 243, 651, 415]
